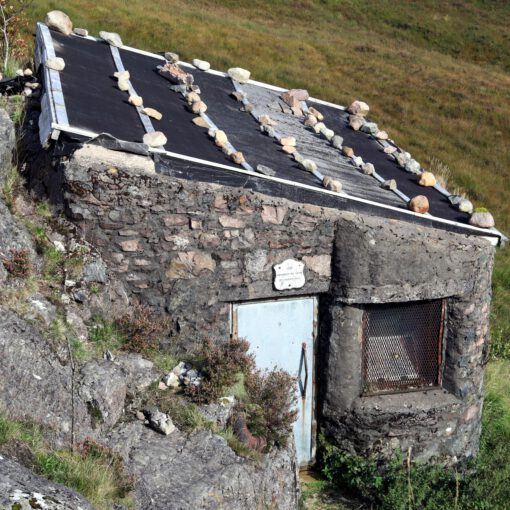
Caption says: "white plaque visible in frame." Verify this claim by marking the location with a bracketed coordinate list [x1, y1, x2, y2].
[273, 259, 305, 290]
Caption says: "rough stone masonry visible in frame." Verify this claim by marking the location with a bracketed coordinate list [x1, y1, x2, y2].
[32, 142, 494, 463]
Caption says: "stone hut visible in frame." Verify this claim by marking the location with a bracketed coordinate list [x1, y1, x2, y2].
[30, 20, 506, 467]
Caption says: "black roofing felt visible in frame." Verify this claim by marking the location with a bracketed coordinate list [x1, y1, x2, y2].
[45, 29, 497, 238]
[317, 104, 470, 224]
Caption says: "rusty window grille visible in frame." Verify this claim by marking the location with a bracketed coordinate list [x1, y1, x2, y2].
[361, 299, 445, 395]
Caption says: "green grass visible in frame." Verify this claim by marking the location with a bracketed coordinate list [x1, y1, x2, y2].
[0, 415, 134, 509]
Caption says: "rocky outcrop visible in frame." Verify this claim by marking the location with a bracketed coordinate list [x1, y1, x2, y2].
[105, 421, 300, 510]
[0, 455, 94, 510]
[0, 108, 36, 283]
[0, 108, 14, 184]
[0, 308, 160, 445]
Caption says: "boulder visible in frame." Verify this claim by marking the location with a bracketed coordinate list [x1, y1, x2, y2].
[408, 195, 430, 214]
[78, 360, 127, 430]
[228, 67, 251, 83]
[0, 456, 95, 510]
[143, 131, 167, 148]
[128, 95, 143, 107]
[342, 146, 354, 157]
[469, 211, 495, 229]
[360, 121, 379, 135]
[118, 79, 129, 91]
[280, 136, 296, 147]
[191, 100, 207, 114]
[347, 100, 370, 117]
[45, 10, 73, 35]
[448, 195, 473, 214]
[104, 422, 300, 510]
[323, 176, 342, 193]
[231, 151, 245, 165]
[308, 106, 323, 121]
[301, 159, 317, 173]
[113, 69, 130, 81]
[405, 159, 421, 174]
[143, 407, 176, 435]
[192, 116, 209, 128]
[381, 179, 397, 190]
[331, 134, 343, 149]
[45, 57, 65, 71]
[192, 59, 210, 71]
[361, 162, 375, 175]
[99, 30, 123, 47]
[304, 114, 317, 127]
[165, 52, 180, 63]
[142, 107, 162, 120]
[417, 171, 436, 187]
[73, 27, 88, 37]
[349, 115, 364, 131]
[214, 130, 228, 146]
[281, 89, 309, 108]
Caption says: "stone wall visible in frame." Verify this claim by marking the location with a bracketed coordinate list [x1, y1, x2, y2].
[38, 143, 495, 463]
[59, 144, 344, 349]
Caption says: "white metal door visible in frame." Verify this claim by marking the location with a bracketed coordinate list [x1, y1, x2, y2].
[232, 297, 316, 466]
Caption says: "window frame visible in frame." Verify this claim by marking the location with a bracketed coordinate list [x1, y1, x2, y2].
[361, 299, 446, 396]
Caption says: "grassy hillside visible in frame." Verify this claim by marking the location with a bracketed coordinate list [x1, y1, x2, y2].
[26, 2, 509, 343]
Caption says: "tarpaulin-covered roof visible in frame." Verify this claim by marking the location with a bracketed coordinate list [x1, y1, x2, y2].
[34, 22, 505, 244]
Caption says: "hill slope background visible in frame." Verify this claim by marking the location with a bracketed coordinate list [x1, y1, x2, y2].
[28, 0, 510, 348]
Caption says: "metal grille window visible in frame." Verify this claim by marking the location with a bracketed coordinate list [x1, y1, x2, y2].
[361, 299, 445, 395]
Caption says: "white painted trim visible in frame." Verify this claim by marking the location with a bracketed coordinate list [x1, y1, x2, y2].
[109, 46, 160, 143]
[37, 23, 69, 128]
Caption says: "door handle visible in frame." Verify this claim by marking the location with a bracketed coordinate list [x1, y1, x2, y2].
[301, 342, 308, 399]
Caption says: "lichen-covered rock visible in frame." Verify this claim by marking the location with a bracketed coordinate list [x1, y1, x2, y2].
[0, 308, 93, 443]
[105, 422, 299, 510]
[0, 455, 95, 510]
[45, 10, 73, 35]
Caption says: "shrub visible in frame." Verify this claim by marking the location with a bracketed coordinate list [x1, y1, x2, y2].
[241, 368, 297, 448]
[117, 302, 169, 353]
[1, 248, 32, 277]
[185, 336, 254, 403]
